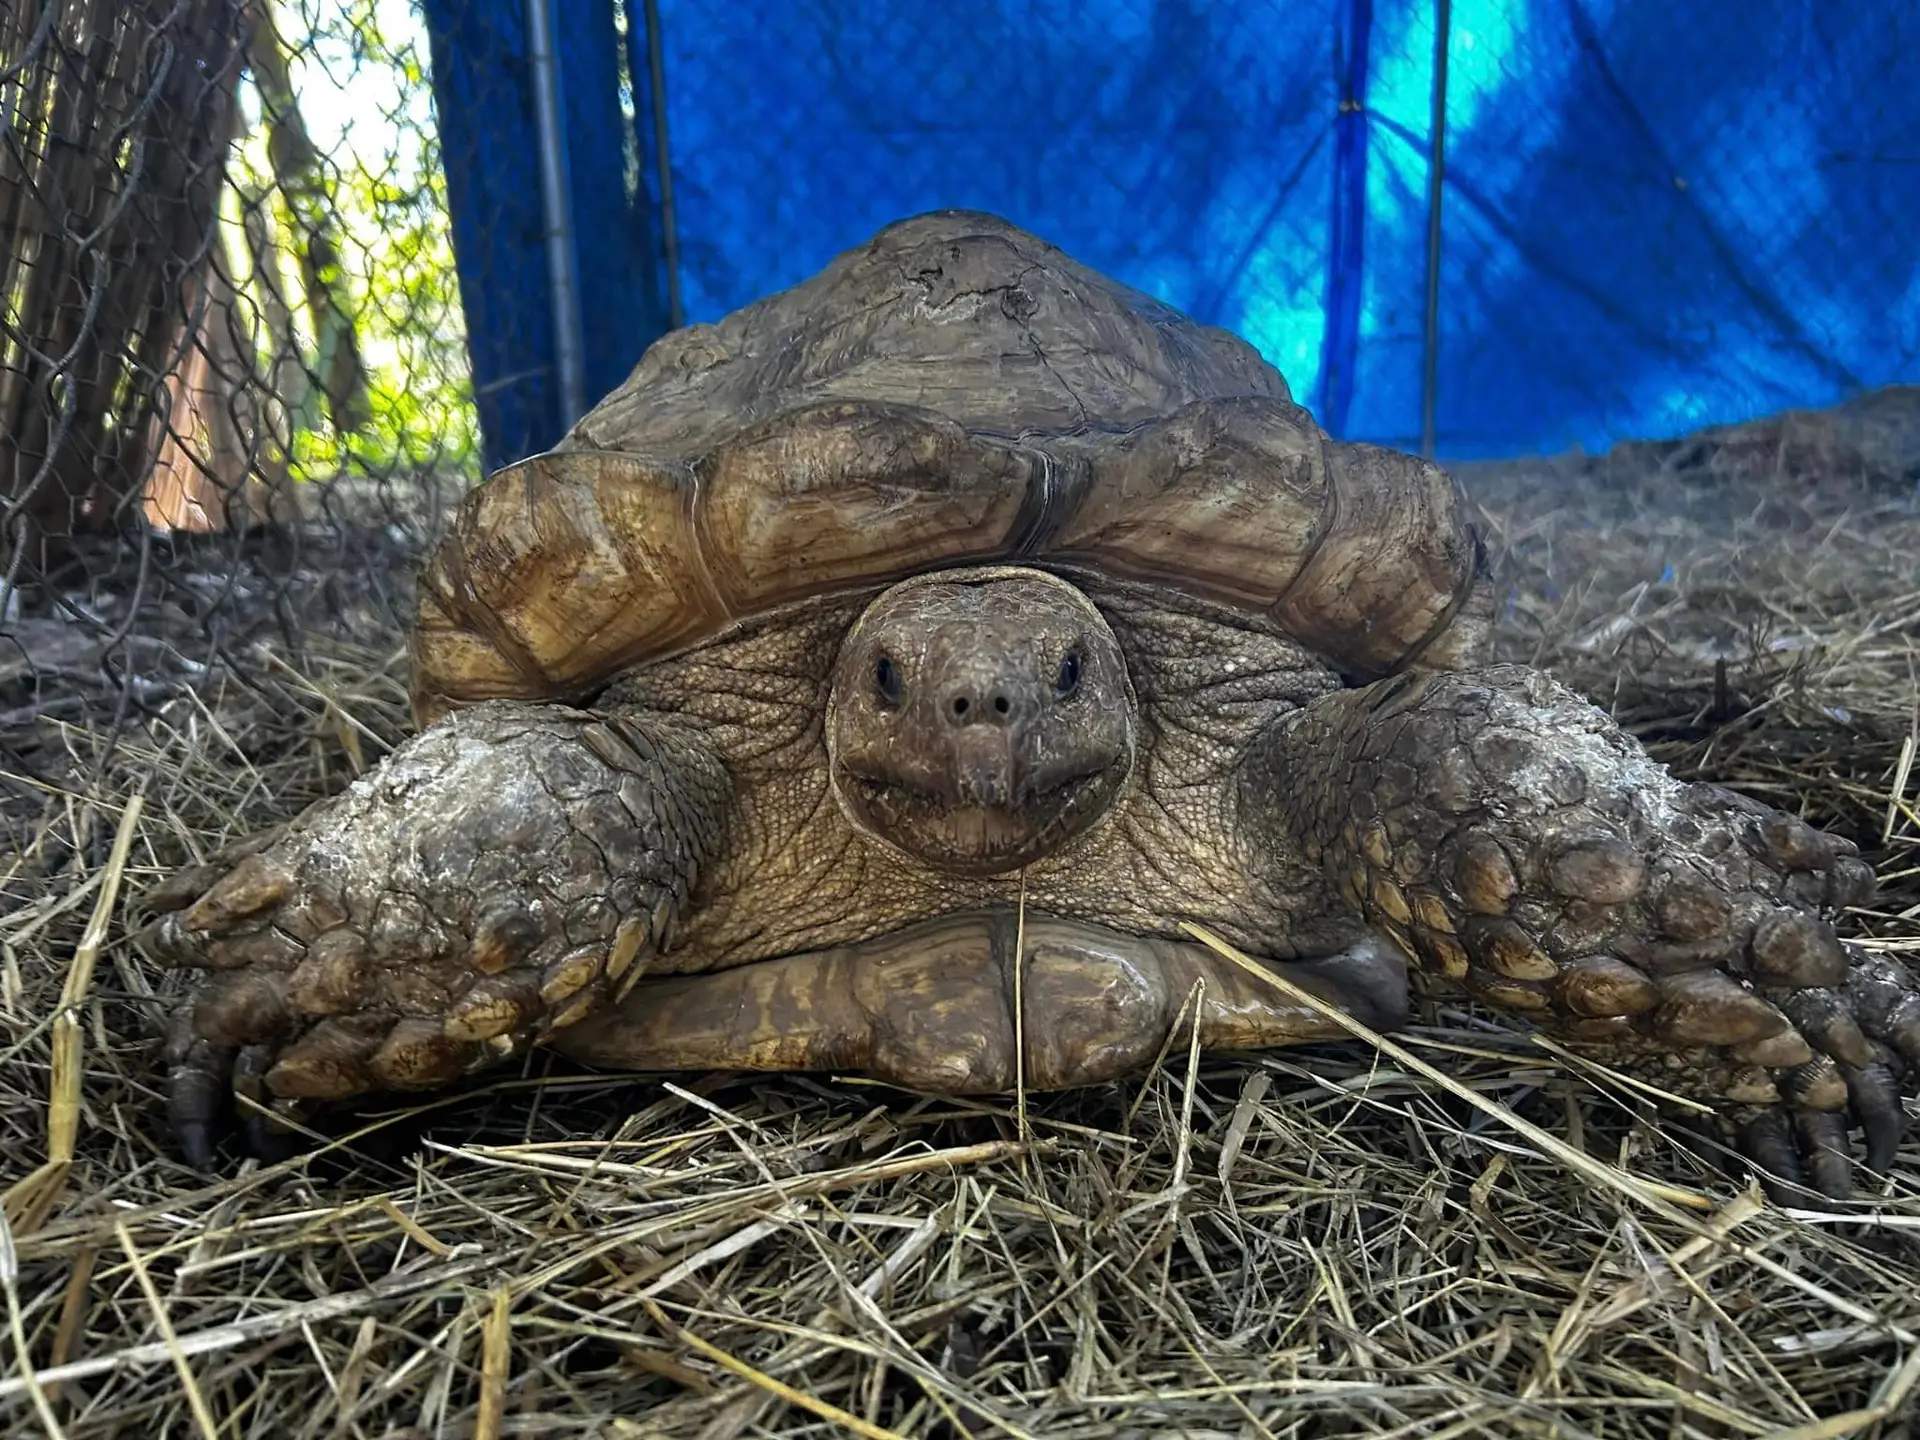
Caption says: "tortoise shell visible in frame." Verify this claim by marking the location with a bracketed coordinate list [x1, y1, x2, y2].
[410, 210, 1488, 723]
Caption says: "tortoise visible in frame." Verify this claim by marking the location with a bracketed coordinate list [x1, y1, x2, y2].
[143, 209, 1920, 1199]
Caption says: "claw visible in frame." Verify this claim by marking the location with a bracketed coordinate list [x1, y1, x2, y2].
[234, 1045, 307, 1163]
[175, 1113, 220, 1172]
[164, 1008, 232, 1171]
[1846, 1058, 1905, 1175]
[1791, 1109, 1853, 1201]
[1732, 1108, 1801, 1199]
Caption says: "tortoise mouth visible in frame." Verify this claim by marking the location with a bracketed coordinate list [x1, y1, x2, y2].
[843, 765, 1118, 875]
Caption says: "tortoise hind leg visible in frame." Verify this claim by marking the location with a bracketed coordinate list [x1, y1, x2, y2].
[140, 700, 728, 1165]
[1240, 662, 1918, 1201]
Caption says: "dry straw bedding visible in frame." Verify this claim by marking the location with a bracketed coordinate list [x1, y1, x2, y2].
[1, 392, 1919, 1438]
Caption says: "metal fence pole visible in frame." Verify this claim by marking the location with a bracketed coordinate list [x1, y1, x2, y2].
[1420, 0, 1452, 459]
[643, 0, 685, 331]
[526, 0, 586, 428]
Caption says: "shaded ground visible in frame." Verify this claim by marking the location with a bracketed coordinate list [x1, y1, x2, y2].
[2, 392, 1918, 1438]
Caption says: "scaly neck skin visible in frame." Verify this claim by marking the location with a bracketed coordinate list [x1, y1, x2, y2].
[601, 575, 1370, 972]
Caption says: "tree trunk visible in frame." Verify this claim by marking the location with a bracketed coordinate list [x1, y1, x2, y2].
[243, 0, 372, 435]
[144, 237, 297, 533]
[1, 0, 248, 556]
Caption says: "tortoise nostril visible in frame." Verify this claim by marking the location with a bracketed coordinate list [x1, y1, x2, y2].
[942, 681, 1021, 727]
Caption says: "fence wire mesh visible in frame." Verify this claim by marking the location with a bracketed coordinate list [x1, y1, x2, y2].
[3, 0, 479, 855]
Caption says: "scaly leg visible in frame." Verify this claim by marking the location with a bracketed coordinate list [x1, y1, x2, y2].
[141, 700, 729, 1164]
[1239, 663, 1917, 1199]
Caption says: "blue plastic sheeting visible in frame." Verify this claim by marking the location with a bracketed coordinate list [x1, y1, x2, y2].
[642, 0, 1918, 460]
[421, 0, 670, 471]
[1390, 0, 1918, 457]
[418, 0, 554, 469]
[655, 0, 1351, 425]
[427, 0, 1920, 465]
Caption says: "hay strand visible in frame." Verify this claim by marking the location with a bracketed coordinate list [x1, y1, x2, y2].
[475, 1285, 513, 1440]
[641, 1298, 914, 1440]
[1183, 921, 1720, 1218]
[3, 793, 142, 1237]
[0, 1207, 64, 1440]
[115, 1221, 218, 1440]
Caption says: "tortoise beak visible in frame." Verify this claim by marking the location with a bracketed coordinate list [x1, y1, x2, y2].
[948, 727, 1018, 808]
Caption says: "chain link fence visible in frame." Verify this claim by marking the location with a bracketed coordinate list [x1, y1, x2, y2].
[3, 0, 480, 856]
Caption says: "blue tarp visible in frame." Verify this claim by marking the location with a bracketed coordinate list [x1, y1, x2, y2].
[427, 0, 1920, 471]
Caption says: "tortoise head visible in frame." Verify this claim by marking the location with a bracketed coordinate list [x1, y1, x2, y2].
[827, 566, 1135, 876]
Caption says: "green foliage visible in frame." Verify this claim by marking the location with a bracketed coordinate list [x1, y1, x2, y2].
[235, 0, 481, 481]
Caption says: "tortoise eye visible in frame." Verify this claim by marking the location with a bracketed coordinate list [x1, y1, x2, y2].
[874, 655, 903, 706]
[1054, 648, 1083, 698]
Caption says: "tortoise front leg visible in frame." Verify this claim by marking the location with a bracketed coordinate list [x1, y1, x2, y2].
[140, 700, 729, 1165]
[1239, 663, 1918, 1200]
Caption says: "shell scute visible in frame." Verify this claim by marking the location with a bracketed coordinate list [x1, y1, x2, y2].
[697, 401, 1047, 614]
[412, 451, 720, 717]
[1051, 396, 1332, 614]
[1272, 444, 1486, 677]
